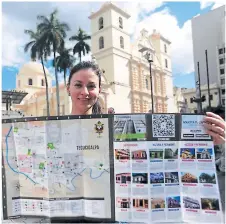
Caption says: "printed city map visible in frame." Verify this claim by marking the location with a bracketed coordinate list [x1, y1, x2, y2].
[2, 117, 114, 222]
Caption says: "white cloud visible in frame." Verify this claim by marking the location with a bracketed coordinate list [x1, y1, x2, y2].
[2, 13, 28, 67]
[118, 1, 164, 34]
[211, 1, 225, 10]
[133, 7, 195, 75]
[200, 1, 214, 10]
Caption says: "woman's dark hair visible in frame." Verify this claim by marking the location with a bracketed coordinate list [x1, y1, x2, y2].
[68, 61, 102, 114]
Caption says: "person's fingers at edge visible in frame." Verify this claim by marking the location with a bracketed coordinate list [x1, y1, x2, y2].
[206, 112, 224, 121]
[204, 116, 225, 130]
[206, 129, 225, 143]
[203, 123, 225, 135]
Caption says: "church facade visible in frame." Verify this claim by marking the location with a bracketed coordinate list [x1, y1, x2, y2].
[89, 2, 174, 113]
[14, 2, 176, 116]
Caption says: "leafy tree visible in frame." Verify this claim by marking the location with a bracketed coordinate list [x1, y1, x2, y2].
[37, 9, 70, 115]
[69, 27, 91, 62]
[24, 29, 51, 116]
[53, 45, 75, 86]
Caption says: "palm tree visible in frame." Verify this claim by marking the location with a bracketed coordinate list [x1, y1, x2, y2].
[24, 29, 51, 116]
[69, 27, 91, 62]
[37, 9, 70, 115]
[53, 45, 75, 86]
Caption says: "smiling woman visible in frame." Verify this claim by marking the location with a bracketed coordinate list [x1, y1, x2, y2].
[67, 61, 102, 115]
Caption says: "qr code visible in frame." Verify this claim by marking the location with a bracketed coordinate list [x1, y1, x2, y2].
[152, 114, 175, 137]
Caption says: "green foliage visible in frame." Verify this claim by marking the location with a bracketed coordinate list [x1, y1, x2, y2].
[69, 27, 91, 62]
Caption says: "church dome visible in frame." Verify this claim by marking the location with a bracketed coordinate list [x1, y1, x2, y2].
[18, 61, 51, 77]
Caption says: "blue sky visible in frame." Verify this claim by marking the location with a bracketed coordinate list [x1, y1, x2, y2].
[2, 1, 221, 91]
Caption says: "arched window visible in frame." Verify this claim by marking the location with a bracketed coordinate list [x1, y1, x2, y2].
[165, 59, 168, 68]
[99, 36, 104, 49]
[28, 78, 33, 86]
[164, 44, 167, 53]
[119, 17, 123, 29]
[41, 79, 44, 86]
[120, 36, 124, 49]
[99, 17, 104, 30]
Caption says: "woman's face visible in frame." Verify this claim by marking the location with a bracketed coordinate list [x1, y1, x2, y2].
[67, 68, 100, 114]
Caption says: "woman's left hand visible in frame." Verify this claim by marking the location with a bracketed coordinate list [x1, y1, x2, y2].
[203, 112, 225, 145]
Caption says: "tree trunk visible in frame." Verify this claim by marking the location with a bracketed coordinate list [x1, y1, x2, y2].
[41, 57, 50, 116]
[54, 46, 60, 116]
[79, 52, 81, 62]
[64, 68, 66, 87]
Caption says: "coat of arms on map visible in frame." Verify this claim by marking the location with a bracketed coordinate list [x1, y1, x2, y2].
[94, 121, 104, 136]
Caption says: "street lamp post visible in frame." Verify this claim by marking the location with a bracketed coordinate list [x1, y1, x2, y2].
[205, 50, 211, 109]
[197, 62, 202, 113]
[144, 52, 154, 113]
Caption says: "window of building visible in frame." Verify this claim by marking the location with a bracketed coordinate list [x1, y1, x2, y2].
[165, 59, 168, 68]
[221, 78, 225, 85]
[119, 17, 123, 29]
[219, 48, 224, 55]
[120, 36, 124, 49]
[219, 58, 225, 64]
[99, 36, 104, 49]
[220, 68, 225, 75]
[222, 99, 225, 105]
[209, 94, 213, 100]
[194, 110, 198, 114]
[145, 79, 148, 89]
[185, 98, 187, 103]
[18, 80, 20, 88]
[41, 79, 44, 86]
[190, 97, 193, 103]
[28, 78, 33, 86]
[99, 17, 103, 30]
[222, 89, 225, 95]
[164, 44, 167, 53]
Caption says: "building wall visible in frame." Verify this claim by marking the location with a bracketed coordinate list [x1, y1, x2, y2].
[173, 87, 188, 113]
[191, 5, 225, 105]
[182, 83, 221, 113]
[150, 32, 174, 112]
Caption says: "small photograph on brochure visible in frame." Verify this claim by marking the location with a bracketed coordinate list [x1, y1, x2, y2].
[131, 149, 147, 160]
[132, 198, 149, 209]
[180, 148, 196, 160]
[115, 149, 130, 161]
[114, 142, 131, 169]
[181, 172, 198, 184]
[114, 114, 146, 141]
[149, 149, 164, 160]
[115, 173, 131, 185]
[201, 198, 220, 211]
[183, 196, 201, 209]
[132, 173, 148, 184]
[180, 114, 211, 140]
[196, 148, 213, 160]
[150, 172, 164, 184]
[166, 196, 181, 208]
[151, 198, 166, 209]
[130, 143, 148, 172]
[116, 197, 131, 209]
[199, 172, 216, 184]
[165, 172, 179, 185]
[164, 148, 178, 159]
